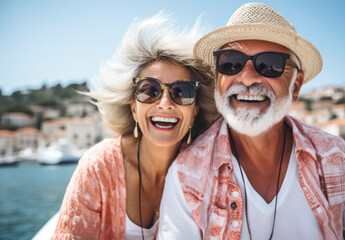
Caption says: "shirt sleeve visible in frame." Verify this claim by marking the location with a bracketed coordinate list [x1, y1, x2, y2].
[157, 161, 202, 240]
[52, 157, 102, 240]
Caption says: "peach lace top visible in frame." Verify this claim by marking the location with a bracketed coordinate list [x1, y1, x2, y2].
[52, 136, 128, 239]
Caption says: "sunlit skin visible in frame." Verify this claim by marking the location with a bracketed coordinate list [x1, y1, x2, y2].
[122, 61, 198, 228]
[217, 40, 304, 203]
[217, 40, 303, 112]
[132, 61, 198, 147]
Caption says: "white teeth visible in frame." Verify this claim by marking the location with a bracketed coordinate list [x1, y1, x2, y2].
[155, 124, 173, 129]
[236, 94, 266, 102]
[151, 116, 178, 123]
[151, 116, 178, 129]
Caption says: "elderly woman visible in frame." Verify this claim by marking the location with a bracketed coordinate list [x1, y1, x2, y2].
[52, 12, 219, 240]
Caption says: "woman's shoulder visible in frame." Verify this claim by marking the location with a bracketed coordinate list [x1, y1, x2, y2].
[78, 135, 124, 171]
[86, 135, 122, 155]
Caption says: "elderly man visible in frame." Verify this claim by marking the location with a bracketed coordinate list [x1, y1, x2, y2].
[157, 3, 345, 240]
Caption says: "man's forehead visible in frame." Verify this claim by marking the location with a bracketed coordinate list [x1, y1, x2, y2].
[220, 40, 289, 53]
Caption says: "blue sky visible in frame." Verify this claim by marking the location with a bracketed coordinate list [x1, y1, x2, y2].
[1, 0, 344, 94]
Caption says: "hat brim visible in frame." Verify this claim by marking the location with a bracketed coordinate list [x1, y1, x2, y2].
[194, 23, 322, 84]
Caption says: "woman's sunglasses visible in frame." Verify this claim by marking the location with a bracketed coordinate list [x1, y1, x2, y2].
[133, 77, 199, 105]
[213, 49, 297, 78]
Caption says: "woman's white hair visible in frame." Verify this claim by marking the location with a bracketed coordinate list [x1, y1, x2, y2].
[88, 11, 220, 136]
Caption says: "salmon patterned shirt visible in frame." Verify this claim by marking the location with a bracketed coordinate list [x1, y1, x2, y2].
[52, 136, 127, 240]
[175, 116, 345, 240]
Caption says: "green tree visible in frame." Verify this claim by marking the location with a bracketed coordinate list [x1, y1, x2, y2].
[341, 134, 345, 140]
[36, 97, 58, 107]
[40, 84, 47, 90]
[320, 96, 333, 101]
[3, 102, 33, 115]
[52, 83, 63, 96]
[11, 90, 24, 102]
[35, 112, 43, 129]
[298, 97, 313, 111]
[335, 98, 345, 104]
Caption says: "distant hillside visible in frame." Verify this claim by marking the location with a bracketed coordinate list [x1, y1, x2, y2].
[0, 82, 89, 116]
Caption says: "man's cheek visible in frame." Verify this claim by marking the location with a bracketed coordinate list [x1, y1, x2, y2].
[217, 76, 231, 95]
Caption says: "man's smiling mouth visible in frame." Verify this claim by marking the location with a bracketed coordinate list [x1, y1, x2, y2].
[236, 94, 267, 102]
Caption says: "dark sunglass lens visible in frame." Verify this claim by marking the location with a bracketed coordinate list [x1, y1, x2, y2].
[136, 79, 161, 103]
[171, 82, 196, 105]
[217, 51, 246, 75]
[256, 53, 285, 77]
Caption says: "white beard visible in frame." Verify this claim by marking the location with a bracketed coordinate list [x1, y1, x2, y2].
[215, 72, 296, 137]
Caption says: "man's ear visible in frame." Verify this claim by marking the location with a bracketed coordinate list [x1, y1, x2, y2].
[292, 70, 304, 102]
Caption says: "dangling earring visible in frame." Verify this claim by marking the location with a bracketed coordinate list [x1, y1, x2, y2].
[133, 121, 139, 138]
[187, 127, 192, 144]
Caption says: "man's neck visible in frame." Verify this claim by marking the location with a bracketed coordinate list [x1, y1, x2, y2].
[230, 120, 288, 170]
[229, 119, 293, 203]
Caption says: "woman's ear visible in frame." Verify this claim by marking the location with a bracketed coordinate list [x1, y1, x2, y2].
[130, 101, 137, 122]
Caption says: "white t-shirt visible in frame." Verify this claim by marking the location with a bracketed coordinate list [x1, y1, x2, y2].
[157, 146, 324, 240]
[125, 214, 158, 240]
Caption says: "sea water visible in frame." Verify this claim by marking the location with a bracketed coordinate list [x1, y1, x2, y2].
[0, 163, 76, 240]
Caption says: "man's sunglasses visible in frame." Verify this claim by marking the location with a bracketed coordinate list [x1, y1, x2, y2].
[133, 77, 199, 105]
[213, 49, 297, 78]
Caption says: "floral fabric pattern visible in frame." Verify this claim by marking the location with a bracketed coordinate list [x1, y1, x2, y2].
[52, 136, 127, 240]
[176, 117, 345, 240]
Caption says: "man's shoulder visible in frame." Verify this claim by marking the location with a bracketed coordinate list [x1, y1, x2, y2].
[178, 118, 224, 162]
[176, 118, 227, 182]
[288, 116, 345, 153]
[194, 117, 225, 144]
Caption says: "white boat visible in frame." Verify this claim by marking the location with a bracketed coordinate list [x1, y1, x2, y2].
[16, 148, 39, 162]
[37, 139, 85, 165]
[0, 153, 18, 166]
[32, 211, 59, 240]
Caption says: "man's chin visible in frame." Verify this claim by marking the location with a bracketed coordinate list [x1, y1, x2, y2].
[226, 104, 289, 137]
[224, 104, 286, 137]
[215, 89, 291, 137]
[226, 115, 273, 137]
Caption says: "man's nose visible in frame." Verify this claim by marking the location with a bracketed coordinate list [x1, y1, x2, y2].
[237, 60, 263, 86]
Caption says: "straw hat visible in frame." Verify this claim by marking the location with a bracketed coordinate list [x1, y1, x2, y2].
[194, 3, 322, 83]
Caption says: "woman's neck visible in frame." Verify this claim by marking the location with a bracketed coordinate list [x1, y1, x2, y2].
[138, 135, 181, 181]
[122, 134, 181, 181]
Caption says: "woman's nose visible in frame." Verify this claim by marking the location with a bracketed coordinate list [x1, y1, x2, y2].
[157, 88, 175, 109]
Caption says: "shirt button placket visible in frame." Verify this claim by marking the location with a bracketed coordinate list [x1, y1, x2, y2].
[232, 191, 239, 198]
[229, 185, 242, 231]
[232, 220, 239, 228]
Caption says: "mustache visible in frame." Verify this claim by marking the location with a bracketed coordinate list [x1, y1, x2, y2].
[225, 83, 276, 101]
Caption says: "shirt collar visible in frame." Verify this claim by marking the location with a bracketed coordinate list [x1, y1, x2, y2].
[212, 118, 233, 171]
[285, 116, 318, 164]
[211, 116, 318, 171]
